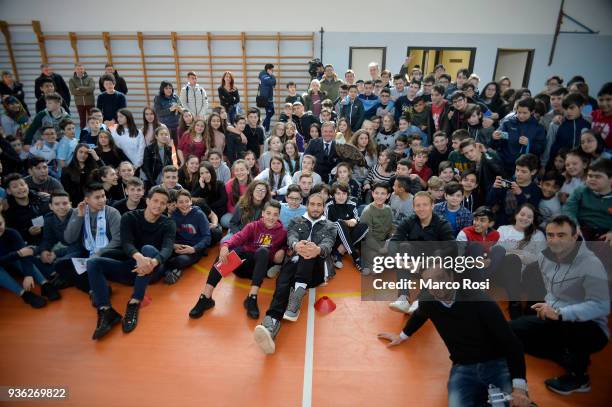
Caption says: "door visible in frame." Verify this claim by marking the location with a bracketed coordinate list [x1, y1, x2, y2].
[406, 47, 476, 79]
[493, 49, 535, 87]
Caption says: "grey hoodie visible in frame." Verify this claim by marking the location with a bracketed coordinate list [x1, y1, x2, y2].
[538, 240, 610, 337]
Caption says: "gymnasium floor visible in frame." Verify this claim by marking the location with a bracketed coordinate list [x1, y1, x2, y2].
[1, 245, 611, 406]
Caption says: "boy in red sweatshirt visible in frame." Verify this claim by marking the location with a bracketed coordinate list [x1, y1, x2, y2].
[189, 200, 287, 319]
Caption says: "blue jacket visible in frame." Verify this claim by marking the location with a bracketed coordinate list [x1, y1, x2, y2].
[154, 94, 182, 130]
[549, 116, 591, 161]
[340, 97, 365, 132]
[172, 206, 211, 253]
[258, 71, 276, 102]
[492, 115, 546, 169]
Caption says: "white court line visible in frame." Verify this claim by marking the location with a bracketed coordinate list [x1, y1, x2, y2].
[302, 287, 316, 407]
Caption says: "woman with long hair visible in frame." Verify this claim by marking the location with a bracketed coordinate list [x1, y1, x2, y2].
[349, 129, 378, 184]
[154, 80, 184, 145]
[218, 71, 240, 124]
[283, 140, 302, 176]
[177, 110, 195, 140]
[60, 143, 103, 203]
[142, 125, 174, 187]
[363, 148, 398, 201]
[178, 118, 207, 165]
[192, 160, 228, 218]
[285, 120, 305, 152]
[258, 135, 284, 171]
[479, 81, 507, 120]
[178, 155, 200, 192]
[89, 165, 124, 204]
[578, 129, 611, 162]
[242, 150, 260, 178]
[111, 108, 145, 170]
[335, 117, 353, 145]
[221, 159, 252, 228]
[141, 106, 160, 146]
[226, 180, 271, 240]
[254, 154, 293, 198]
[205, 112, 227, 153]
[95, 129, 129, 169]
[493, 203, 546, 318]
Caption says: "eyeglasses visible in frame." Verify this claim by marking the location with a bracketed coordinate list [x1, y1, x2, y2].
[254, 188, 267, 194]
[286, 196, 302, 201]
[452, 98, 465, 104]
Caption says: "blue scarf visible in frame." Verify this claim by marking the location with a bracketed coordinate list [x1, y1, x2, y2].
[83, 206, 109, 256]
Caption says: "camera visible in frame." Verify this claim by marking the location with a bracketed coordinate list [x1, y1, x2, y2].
[500, 179, 513, 188]
[308, 58, 323, 80]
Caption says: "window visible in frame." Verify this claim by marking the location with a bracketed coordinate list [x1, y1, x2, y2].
[405, 47, 476, 79]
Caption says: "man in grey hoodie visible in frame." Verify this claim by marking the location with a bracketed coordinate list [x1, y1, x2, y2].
[510, 215, 609, 396]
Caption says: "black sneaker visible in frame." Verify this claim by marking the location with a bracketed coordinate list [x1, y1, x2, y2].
[122, 302, 140, 333]
[244, 295, 260, 319]
[50, 276, 72, 290]
[92, 307, 122, 340]
[21, 291, 47, 309]
[40, 282, 61, 301]
[189, 294, 215, 319]
[164, 268, 182, 285]
[545, 373, 591, 395]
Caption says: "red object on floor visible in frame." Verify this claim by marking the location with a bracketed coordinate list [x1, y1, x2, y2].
[141, 295, 152, 308]
[314, 296, 336, 314]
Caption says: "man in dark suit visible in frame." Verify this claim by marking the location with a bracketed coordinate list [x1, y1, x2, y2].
[34, 64, 70, 110]
[305, 121, 339, 183]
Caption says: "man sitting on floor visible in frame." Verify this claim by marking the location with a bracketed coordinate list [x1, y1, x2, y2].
[253, 192, 336, 354]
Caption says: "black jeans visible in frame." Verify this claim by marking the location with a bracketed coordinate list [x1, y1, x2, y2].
[510, 316, 609, 375]
[262, 102, 274, 132]
[206, 247, 270, 288]
[55, 249, 127, 293]
[165, 252, 204, 272]
[265, 256, 327, 320]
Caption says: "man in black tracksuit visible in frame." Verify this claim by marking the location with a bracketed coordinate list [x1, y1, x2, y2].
[253, 193, 337, 354]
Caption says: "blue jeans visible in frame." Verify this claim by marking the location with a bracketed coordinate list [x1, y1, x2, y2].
[87, 245, 163, 308]
[262, 102, 274, 132]
[0, 260, 47, 295]
[447, 358, 512, 407]
[220, 212, 233, 229]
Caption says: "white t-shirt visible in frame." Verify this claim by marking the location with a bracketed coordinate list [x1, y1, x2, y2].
[496, 225, 546, 265]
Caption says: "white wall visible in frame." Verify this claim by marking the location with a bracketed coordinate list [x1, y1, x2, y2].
[2, 0, 611, 35]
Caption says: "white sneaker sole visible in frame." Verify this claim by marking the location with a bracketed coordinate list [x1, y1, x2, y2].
[546, 384, 591, 396]
[389, 302, 411, 314]
[253, 325, 276, 355]
[283, 310, 300, 322]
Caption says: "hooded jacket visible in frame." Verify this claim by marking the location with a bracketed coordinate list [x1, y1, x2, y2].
[179, 83, 209, 117]
[98, 70, 128, 95]
[68, 72, 96, 106]
[224, 218, 287, 262]
[538, 240, 610, 338]
[545, 116, 592, 165]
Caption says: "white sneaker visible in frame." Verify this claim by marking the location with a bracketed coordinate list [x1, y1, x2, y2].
[407, 300, 419, 314]
[266, 265, 281, 278]
[389, 295, 411, 314]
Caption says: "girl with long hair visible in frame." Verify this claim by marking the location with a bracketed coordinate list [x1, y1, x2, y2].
[254, 155, 293, 198]
[89, 165, 124, 204]
[177, 110, 195, 140]
[335, 117, 353, 145]
[178, 155, 200, 192]
[192, 160, 228, 218]
[349, 129, 378, 184]
[205, 112, 227, 153]
[154, 80, 184, 145]
[95, 129, 129, 169]
[142, 125, 174, 186]
[218, 71, 240, 124]
[283, 140, 302, 176]
[60, 143, 102, 203]
[178, 118, 207, 165]
[111, 108, 145, 170]
[221, 159, 252, 228]
[285, 120, 305, 152]
[226, 180, 271, 239]
[141, 106, 159, 146]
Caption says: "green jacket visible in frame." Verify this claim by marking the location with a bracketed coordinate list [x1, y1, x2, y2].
[68, 72, 95, 106]
[563, 185, 612, 232]
[319, 77, 343, 102]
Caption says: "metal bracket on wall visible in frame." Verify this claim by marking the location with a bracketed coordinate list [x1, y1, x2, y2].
[549, 0, 599, 65]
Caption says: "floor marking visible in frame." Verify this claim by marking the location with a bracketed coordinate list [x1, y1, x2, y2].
[302, 287, 316, 407]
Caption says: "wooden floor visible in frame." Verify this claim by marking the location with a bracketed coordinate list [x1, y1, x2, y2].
[1, 246, 611, 406]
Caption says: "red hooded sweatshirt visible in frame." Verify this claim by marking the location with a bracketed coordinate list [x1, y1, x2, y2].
[224, 219, 287, 261]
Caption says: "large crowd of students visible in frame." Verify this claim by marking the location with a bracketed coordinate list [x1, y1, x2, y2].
[1, 57, 611, 405]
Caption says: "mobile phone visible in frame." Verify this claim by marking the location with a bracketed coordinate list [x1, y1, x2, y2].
[483, 110, 492, 118]
[499, 131, 509, 140]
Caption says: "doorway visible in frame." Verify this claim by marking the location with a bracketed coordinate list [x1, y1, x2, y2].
[493, 49, 535, 88]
